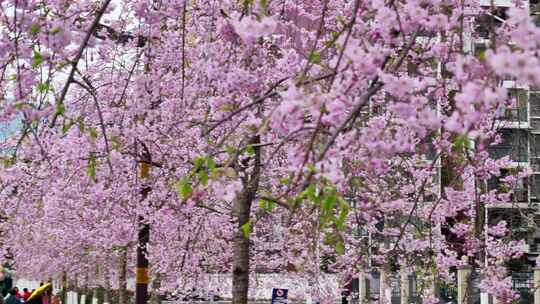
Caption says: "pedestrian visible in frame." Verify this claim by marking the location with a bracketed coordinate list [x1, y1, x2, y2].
[12, 288, 21, 301]
[22, 289, 31, 302]
[41, 291, 49, 304]
[51, 294, 60, 304]
[5, 289, 21, 304]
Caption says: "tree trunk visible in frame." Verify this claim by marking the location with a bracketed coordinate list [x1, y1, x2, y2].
[231, 136, 261, 304]
[150, 274, 161, 304]
[103, 270, 111, 304]
[92, 289, 98, 304]
[61, 271, 68, 304]
[118, 248, 128, 304]
[232, 198, 252, 304]
[92, 265, 99, 304]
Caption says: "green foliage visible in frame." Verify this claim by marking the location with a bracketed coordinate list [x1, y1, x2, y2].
[1, 158, 15, 168]
[297, 183, 351, 255]
[322, 187, 337, 213]
[29, 24, 40, 35]
[334, 241, 345, 255]
[111, 136, 121, 150]
[260, 0, 269, 15]
[335, 201, 350, 230]
[174, 155, 218, 200]
[308, 51, 322, 64]
[32, 50, 44, 68]
[241, 220, 252, 238]
[87, 154, 97, 182]
[452, 134, 468, 150]
[259, 198, 276, 212]
[198, 170, 209, 186]
[246, 144, 256, 156]
[37, 82, 50, 93]
[89, 128, 98, 140]
[55, 102, 65, 116]
[175, 178, 192, 199]
[225, 145, 236, 155]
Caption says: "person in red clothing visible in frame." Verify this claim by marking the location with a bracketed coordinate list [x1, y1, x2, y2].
[12, 287, 22, 301]
[22, 289, 31, 302]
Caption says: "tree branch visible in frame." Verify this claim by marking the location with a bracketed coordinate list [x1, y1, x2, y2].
[50, 0, 113, 128]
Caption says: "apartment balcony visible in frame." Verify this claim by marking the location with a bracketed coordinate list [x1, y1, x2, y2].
[479, 0, 520, 7]
[529, 243, 540, 254]
[500, 107, 528, 123]
[496, 89, 529, 128]
[488, 146, 528, 164]
[486, 187, 531, 208]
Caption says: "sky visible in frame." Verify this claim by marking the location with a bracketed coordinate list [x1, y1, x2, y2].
[0, 119, 21, 141]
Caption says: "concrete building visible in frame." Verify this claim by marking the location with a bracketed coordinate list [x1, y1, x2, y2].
[475, 0, 540, 267]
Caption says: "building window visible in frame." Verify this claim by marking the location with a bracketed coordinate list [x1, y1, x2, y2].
[489, 129, 529, 163]
[500, 89, 528, 122]
[475, 8, 508, 39]
[530, 174, 540, 202]
[488, 169, 529, 203]
[531, 93, 540, 117]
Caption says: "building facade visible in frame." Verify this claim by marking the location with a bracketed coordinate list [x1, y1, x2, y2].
[476, 0, 540, 266]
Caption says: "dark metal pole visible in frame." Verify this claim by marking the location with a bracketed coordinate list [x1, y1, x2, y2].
[136, 163, 151, 304]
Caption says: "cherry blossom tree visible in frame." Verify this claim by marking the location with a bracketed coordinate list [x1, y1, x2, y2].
[0, 0, 539, 304]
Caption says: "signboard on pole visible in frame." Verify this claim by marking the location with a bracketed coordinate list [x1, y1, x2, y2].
[271, 288, 288, 304]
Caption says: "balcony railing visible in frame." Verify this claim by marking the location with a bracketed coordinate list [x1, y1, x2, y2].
[488, 146, 528, 162]
[500, 107, 528, 122]
[512, 189, 529, 203]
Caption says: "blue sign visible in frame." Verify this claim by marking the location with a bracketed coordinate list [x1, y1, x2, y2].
[271, 288, 288, 304]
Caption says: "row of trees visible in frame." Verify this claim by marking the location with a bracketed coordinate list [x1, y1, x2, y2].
[0, 0, 539, 303]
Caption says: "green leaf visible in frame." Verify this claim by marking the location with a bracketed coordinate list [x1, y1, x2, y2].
[453, 135, 468, 150]
[335, 241, 345, 255]
[1, 158, 15, 168]
[335, 201, 350, 230]
[225, 146, 236, 155]
[207, 157, 216, 172]
[32, 50, 44, 68]
[323, 188, 337, 213]
[111, 136, 121, 150]
[193, 156, 205, 173]
[306, 164, 317, 172]
[260, 0, 269, 15]
[89, 128, 98, 140]
[299, 184, 316, 200]
[242, 0, 254, 8]
[241, 220, 252, 239]
[246, 145, 255, 156]
[78, 118, 86, 133]
[56, 102, 65, 115]
[13, 103, 25, 110]
[325, 31, 340, 47]
[259, 199, 276, 212]
[308, 51, 322, 64]
[198, 170, 209, 186]
[29, 24, 40, 35]
[176, 178, 192, 199]
[87, 154, 97, 182]
[37, 82, 50, 93]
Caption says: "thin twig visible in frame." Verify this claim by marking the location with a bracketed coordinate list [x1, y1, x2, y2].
[50, 0, 112, 127]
